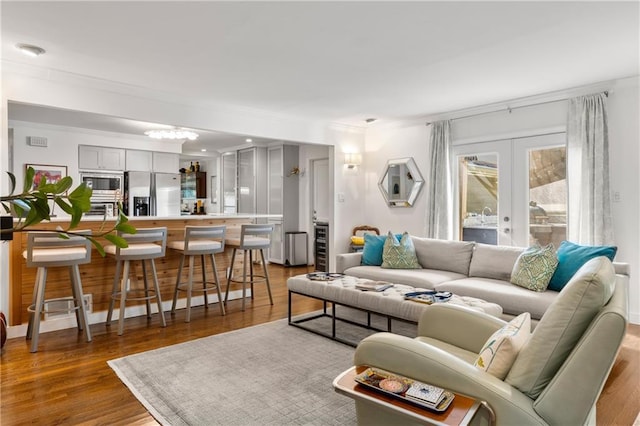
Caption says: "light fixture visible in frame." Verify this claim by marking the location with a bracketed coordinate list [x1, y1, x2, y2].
[201, 148, 207, 152]
[245, 138, 253, 143]
[144, 128, 199, 140]
[344, 153, 362, 169]
[16, 43, 46, 57]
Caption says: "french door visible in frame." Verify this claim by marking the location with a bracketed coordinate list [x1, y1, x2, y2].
[453, 133, 567, 247]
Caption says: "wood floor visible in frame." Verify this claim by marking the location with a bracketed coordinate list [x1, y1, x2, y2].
[1, 264, 638, 425]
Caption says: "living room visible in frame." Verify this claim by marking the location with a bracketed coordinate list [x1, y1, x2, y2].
[1, 1, 639, 425]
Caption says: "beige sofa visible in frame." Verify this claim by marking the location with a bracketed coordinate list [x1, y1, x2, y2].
[336, 237, 629, 322]
[351, 256, 628, 425]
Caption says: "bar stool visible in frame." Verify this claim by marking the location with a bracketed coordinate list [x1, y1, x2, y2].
[105, 227, 167, 335]
[224, 224, 274, 311]
[24, 231, 92, 353]
[169, 225, 226, 322]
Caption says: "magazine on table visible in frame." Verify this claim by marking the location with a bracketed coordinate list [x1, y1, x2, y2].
[355, 280, 394, 292]
[403, 290, 452, 304]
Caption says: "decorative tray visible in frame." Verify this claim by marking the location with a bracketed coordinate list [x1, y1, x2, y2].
[354, 367, 455, 412]
[404, 290, 452, 304]
[306, 272, 345, 281]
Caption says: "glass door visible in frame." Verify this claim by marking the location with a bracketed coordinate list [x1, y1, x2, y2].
[222, 152, 237, 214]
[454, 133, 566, 247]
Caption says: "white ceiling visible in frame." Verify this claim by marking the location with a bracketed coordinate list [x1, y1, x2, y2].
[2, 1, 639, 152]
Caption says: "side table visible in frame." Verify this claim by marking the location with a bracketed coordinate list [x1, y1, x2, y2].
[333, 366, 494, 426]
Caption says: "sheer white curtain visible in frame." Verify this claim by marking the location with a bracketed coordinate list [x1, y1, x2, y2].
[567, 92, 614, 245]
[425, 120, 453, 239]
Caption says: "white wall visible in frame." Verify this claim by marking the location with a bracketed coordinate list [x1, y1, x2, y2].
[362, 76, 640, 324]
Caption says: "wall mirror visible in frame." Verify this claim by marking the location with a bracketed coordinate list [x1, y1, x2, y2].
[378, 157, 425, 207]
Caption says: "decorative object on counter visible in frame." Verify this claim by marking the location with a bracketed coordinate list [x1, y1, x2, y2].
[189, 162, 195, 172]
[287, 166, 303, 177]
[1, 167, 134, 255]
[195, 161, 200, 172]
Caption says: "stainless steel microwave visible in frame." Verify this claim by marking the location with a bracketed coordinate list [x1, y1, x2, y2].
[86, 202, 115, 217]
[80, 172, 123, 202]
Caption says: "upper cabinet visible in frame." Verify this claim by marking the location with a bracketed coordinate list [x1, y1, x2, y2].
[153, 152, 179, 172]
[125, 150, 153, 172]
[79, 145, 126, 170]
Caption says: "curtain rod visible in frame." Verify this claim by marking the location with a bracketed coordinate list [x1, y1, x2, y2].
[426, 91, 609, 126]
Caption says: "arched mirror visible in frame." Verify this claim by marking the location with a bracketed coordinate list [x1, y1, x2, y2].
[378, 157, 425, 207]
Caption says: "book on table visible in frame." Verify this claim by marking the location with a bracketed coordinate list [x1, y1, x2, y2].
[404, 290, 452, 304]
[355, 281, 394, 292]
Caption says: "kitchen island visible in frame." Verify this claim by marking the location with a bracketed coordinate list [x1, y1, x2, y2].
[7, 214, 282, 326]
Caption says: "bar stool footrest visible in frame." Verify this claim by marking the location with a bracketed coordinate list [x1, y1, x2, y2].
[28, 296, 80, 314]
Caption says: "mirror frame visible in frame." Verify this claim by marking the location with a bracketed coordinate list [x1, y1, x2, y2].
[377, 157, 425, 207]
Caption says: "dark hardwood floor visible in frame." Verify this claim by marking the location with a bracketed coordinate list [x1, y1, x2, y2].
[1, 264, 638, 425]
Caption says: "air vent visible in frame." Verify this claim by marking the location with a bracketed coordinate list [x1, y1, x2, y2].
[27, 136, 48, 147]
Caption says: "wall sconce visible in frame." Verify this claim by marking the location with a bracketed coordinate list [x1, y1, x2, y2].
[344, 153, 362, 169]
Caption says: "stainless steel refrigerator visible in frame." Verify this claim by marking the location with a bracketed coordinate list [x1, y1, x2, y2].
[124, 171, 181, 217]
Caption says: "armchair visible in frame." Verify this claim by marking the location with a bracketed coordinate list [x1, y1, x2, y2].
[353, 256, 628, 425]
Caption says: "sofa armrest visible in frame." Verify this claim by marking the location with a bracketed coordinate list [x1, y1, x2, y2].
[354, 333, 544, 425]
[336, 252, 362, 273]
[417, 303, 507, 353]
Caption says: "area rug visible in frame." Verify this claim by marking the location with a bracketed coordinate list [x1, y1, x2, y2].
[108, 311, 416, 425]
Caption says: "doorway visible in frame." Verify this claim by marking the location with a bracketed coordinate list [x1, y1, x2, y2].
[454, 133, 567, 247]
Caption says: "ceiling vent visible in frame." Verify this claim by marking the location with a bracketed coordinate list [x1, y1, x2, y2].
[27, 136, 48, 147]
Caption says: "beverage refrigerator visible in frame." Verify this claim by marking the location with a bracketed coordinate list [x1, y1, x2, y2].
[123, 171, 181, 217]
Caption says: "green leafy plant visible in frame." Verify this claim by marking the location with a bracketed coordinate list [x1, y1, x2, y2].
[1, 167, 134, 255]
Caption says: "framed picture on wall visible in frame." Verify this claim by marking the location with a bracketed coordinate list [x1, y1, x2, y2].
[25, 164, 67, 190]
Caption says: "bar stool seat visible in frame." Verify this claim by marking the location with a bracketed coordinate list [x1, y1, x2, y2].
[169, 225, 226, 322]
[105, 227, 167, 336]
[23, 231, 92, 353]
[224, 224, 274, 312]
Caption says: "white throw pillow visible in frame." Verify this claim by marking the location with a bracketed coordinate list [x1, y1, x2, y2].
[473, 312, 531, 379]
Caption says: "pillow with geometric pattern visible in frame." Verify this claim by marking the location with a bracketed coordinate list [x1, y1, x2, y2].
[381, 231, 421, 269]
[510, 244, 558, 292]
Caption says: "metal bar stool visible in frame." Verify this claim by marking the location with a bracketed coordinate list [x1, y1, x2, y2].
[169, 225, 226, 322]
[224, 223, 274, 311]
[105, 227, 167, 335]
[24, 231, 92, 353]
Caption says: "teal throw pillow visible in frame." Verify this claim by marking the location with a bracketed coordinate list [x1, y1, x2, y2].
[547, 241, 617, 291]
[381, 232, 421, 269]
[361, 233, 401, 266]
[510, 244, 559, 292]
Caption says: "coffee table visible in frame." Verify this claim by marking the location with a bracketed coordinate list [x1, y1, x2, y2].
[333, 366, 494, 425]
[287, 274, 502, 346]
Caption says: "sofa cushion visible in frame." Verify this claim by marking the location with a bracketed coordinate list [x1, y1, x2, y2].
[506, 256, 616, 399]
[361, 233, 402, 266]
[510, 244, 558, 292]
[435, 278, 557, 320]
[548, 240, 617, 291]
[344, 266, 465, 290]
[381, 232, 421, 269]
[474, 312, 531, 379]
[411, 237, 475, 275]
[469, 243, 524, 281]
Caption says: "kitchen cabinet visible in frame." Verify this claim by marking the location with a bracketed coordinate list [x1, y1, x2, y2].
[237, 147, 267, 214]
[267, 145, 299, 264]
[181, 172, 207, 199]
[221, 152, 237, 214]
[153, 152, 179, 172]
[79, 145, 125, 170]
[125, 150, 153, 172]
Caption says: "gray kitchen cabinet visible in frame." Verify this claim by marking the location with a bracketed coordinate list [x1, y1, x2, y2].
[153, 152, 179, 172]
[125, 149, 153, 172]
[79, 145, 126, 170]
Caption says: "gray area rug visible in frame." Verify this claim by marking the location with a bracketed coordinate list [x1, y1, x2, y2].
[108, 309, 416, 425]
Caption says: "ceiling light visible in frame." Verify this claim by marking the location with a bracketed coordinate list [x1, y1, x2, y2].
[201, 149, 207, 152]
[144, 128, 199, 140]
[16, 43, 46, 57]
[245, 138, 253, 143]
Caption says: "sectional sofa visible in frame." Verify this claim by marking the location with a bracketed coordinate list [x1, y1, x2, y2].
[336, 237, 629, 323]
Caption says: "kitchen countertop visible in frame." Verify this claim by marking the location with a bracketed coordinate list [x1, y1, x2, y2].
[12, 213, 283, 223]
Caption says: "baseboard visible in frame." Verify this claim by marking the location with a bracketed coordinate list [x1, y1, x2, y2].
[6, 289, 249, 339]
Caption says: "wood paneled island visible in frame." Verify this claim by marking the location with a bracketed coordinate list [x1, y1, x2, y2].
[7, 214, 281, 326]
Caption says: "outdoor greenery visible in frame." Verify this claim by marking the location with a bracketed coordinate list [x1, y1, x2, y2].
[1, 167, 133, 255]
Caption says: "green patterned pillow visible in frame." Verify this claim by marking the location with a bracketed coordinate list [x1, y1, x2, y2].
[381, 231, 421, 269]
[510, 244, 559, 292]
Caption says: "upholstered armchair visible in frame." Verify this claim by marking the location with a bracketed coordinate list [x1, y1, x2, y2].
[353, 256, 628, 425]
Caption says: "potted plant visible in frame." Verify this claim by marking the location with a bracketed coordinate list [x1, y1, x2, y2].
[1, 168, 133, 349]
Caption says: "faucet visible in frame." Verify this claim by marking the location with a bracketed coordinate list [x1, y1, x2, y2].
[481, 207, 492, 224]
